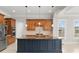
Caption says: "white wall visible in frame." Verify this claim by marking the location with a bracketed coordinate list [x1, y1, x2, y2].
[64, 18, 74, 44]
[16, 19, 26, 38]
[53, 18, 59, 38]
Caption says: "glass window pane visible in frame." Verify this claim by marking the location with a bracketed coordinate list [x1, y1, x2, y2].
[74, 20, 79, 37]
[59, 20, 64, 37]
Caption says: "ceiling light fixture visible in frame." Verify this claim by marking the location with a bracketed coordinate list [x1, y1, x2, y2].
[25, 6, 28, 8]
[25, 6, 28, 23]
[52, 6, 54, 8]
[12, 10, 16, 13]
[38, 6, 41, 19]
[25, 6, 31, 13]
[38, 6, 41, 8]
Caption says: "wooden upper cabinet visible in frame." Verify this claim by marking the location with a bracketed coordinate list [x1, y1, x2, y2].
[26, 19, 52, 31]
[5, 18, 12, 35]
[5, 18, 15, 27]
[11, 19, 15, 27]
[5, 18, 16, 45]
[5, 18, 16, 35]
[0, 14, 5, 24]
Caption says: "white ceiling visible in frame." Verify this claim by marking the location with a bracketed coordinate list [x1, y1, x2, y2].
[0, 6, 66, 20]
[56, 6, 79, 19]
[65, 7, 79, 15]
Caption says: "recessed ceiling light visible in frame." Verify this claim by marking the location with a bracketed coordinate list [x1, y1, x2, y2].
[12, 10, 16, 13]
[27, 10, 31, 13]
[48, 10, 52, 13]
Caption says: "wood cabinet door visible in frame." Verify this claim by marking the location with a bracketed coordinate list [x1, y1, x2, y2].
[26, 19, 52, 31]
[0, 15, 4, 24]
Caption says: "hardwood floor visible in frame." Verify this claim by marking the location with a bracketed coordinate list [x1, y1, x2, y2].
[1, 42, 16, 53]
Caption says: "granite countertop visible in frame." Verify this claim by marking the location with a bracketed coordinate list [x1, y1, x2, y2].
[17, 35, 61, 40]
[17, 35, 53, 39]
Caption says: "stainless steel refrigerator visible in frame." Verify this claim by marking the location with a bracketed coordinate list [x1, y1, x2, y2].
[0, 24, 7, 51]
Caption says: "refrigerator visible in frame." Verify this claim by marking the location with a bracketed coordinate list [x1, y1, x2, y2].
[0, 24, 7, 51]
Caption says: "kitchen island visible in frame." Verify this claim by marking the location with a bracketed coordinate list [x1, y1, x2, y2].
[17, 36, 62, 53]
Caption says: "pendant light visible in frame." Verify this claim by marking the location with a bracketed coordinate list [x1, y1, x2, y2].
[25, 6, 28, 27]
[38, 6, 41, 26]
[38, 6, 40, 19]
[51, 24, 53, 27]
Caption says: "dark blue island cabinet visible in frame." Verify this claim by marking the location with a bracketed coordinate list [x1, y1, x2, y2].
[17, 39, 62, 53]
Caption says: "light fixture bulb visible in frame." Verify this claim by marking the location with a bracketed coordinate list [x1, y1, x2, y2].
[38, 22, 41, 25]
[25, 24, 27, 27]
[49, 10, 52, 13]
[52, 24, 53, 27]
[12, 10, 16, 13]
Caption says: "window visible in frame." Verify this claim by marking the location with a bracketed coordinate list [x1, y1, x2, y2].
[58, 20, 64, 37]
[74, 20, 79, 37]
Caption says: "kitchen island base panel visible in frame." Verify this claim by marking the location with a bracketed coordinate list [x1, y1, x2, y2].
[17, 39, 62, 53]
